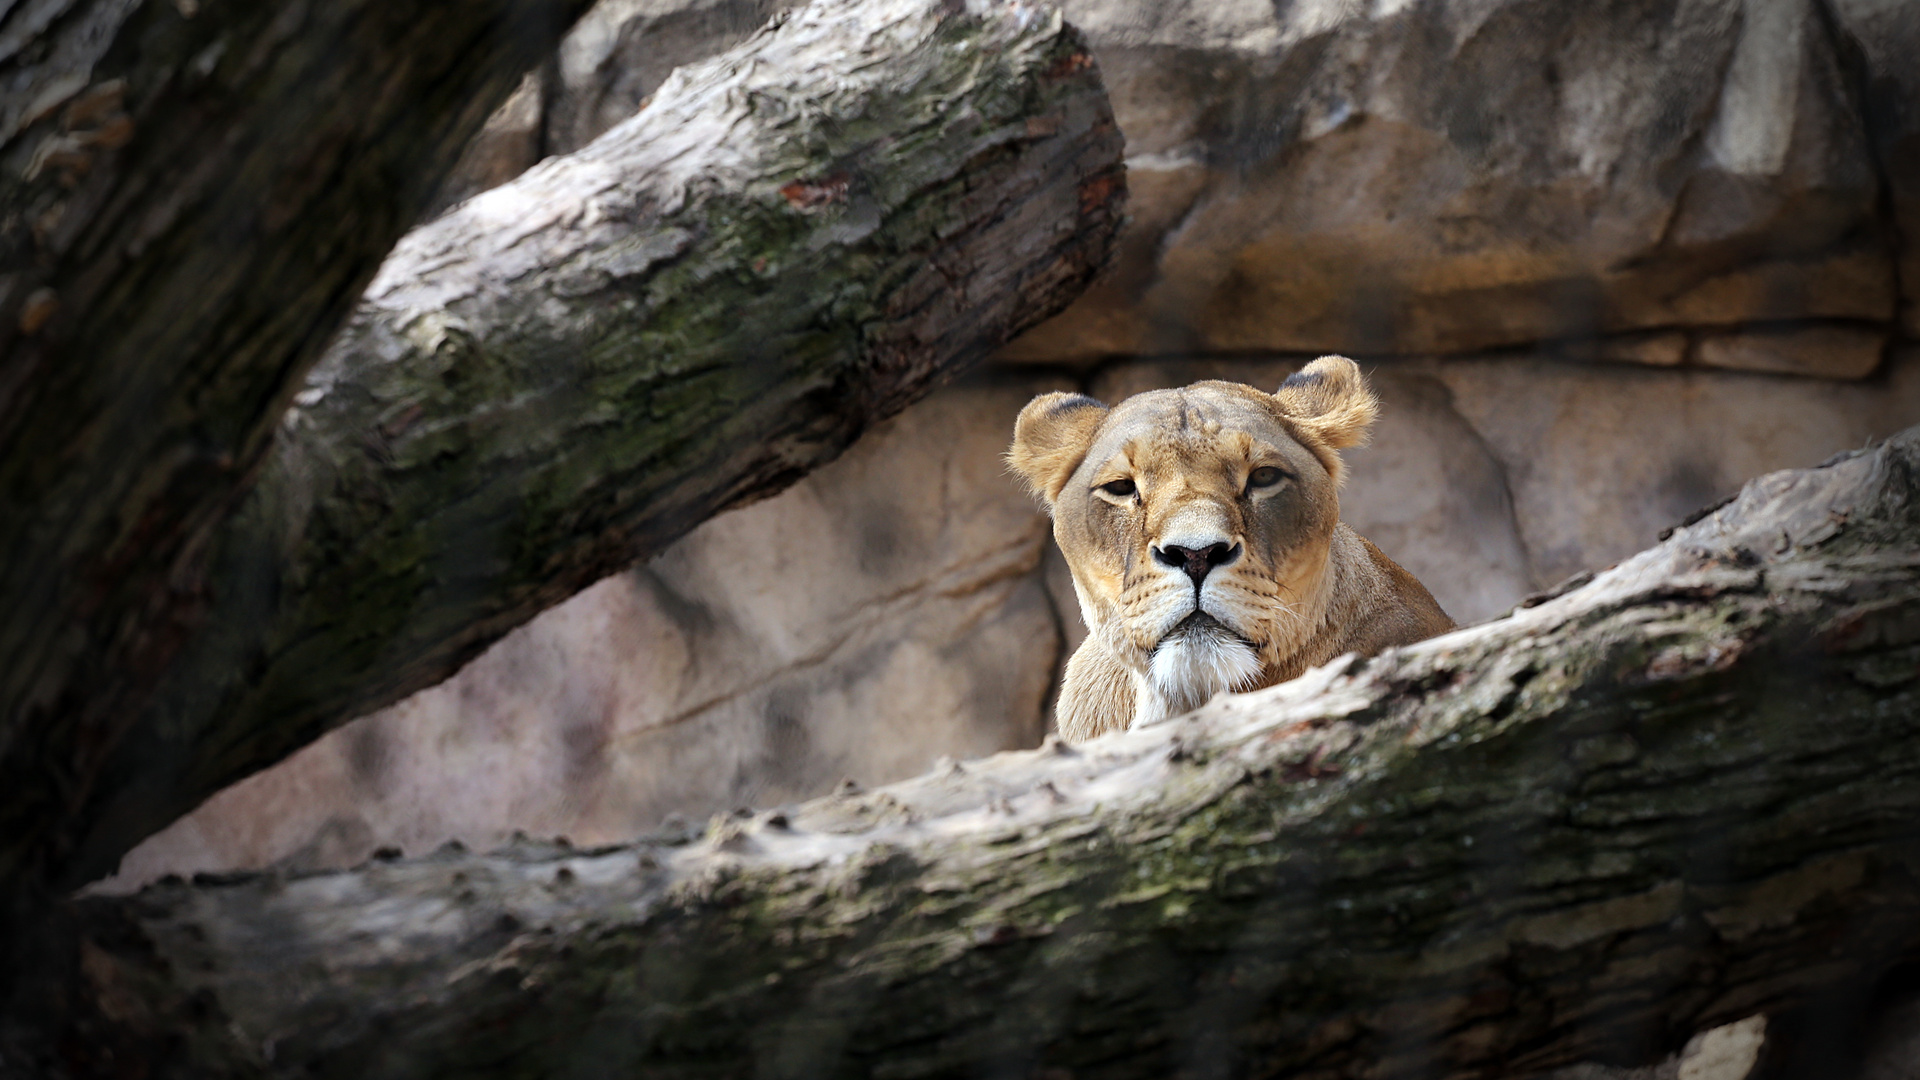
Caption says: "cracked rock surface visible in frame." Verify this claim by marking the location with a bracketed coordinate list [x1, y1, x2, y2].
[1006, 0, 1908, 369]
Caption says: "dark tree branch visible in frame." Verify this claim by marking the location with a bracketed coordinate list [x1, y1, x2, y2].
[53, 427, 1920, 1078]
[0, 0, 596, 888]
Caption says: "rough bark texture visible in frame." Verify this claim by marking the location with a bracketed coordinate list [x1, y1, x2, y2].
[48, 428, 1920, 1078]
[0, 0, 595, 884]
[0, 0, 1125, 902]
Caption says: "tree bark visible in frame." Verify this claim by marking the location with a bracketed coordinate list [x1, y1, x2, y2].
[0, 0, 1125, 902]
[43, 428, 1920, 1078]
[0, 0, 593, 882]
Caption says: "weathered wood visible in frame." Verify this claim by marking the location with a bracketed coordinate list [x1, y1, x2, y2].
[0, 0, 594, 890]
[53, 429, 1920, 1078]
[2, 0, 1125, 902]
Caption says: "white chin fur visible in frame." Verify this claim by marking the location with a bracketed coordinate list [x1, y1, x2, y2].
[1144, 620, 1261, 721]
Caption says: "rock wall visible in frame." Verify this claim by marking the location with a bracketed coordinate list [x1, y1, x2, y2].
[1007, 0, 1911, 374]
[103, 0, 1920, 913]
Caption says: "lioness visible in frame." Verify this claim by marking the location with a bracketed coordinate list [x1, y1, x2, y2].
[1009, 356, 1454, 742]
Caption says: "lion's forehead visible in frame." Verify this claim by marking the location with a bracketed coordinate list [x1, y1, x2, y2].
[1103, 384, 1275, 437]
[1087, 389, 1313, 486]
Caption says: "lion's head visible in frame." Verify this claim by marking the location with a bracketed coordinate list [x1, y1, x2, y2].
[1009, 355, 1382, 726]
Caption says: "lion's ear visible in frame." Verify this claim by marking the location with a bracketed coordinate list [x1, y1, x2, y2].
[1008, 392, 1110, 506]
[1274, 354, 1377, 450]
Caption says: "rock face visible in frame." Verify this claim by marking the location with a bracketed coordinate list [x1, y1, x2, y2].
[1411, 350, 1920, 587]
[1000, 0, 1906, 370]
[1832, 0, 1920, 340]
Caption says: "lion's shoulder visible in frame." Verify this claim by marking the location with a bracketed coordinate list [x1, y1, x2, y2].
[1321, 525, 1455, 658]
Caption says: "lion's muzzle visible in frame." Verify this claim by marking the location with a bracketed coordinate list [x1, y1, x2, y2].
[1144, 611, 1262, 721]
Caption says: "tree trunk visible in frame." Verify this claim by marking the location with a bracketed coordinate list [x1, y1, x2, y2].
[41, 428, 1920, 1078]
[0, 0, 593, 886]
[0, 0, 1125, 908]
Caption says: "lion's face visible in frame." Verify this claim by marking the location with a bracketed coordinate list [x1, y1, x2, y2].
[1010, 357, 1378, 720]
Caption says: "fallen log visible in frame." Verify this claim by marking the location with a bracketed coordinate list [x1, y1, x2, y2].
[58, 429, 1920, 1077]
[3, 0, 1125, 907]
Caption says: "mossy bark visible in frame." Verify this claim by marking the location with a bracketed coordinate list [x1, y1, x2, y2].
[48, 430, 1920, 1078]
[0, 0, 1125, 909]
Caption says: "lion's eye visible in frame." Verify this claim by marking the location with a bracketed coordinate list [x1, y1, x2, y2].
[1098, 478, 1137, 498]
[1246, 466, 1287, 490]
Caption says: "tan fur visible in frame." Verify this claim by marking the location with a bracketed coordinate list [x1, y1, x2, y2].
[1009, 356, 1455, 742]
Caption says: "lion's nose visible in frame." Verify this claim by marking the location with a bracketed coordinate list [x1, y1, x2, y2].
[1153, 541, 1241, 585]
